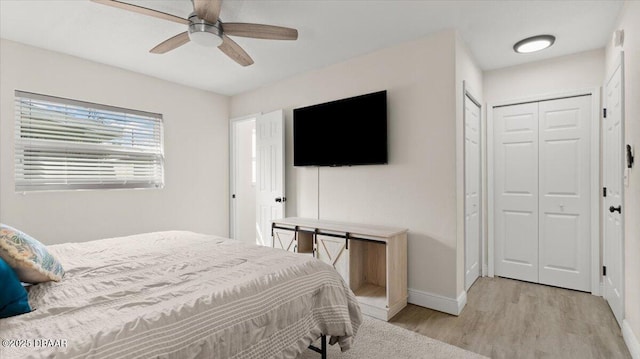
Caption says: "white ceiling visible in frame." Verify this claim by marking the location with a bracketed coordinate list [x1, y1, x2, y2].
[0, 0, 623, 96]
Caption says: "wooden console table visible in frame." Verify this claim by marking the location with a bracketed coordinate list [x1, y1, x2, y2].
[271, 217, 408, 321]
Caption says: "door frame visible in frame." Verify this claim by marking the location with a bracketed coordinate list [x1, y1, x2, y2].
[229, 113, 261, 240]
[463, 81, 484, 289]
[603, 51, 625, 320]
[487, 87, 601, 295]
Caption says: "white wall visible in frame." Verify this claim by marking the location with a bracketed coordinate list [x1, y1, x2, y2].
[484, 48, 605, 104]
[455, 34, 484, 296]
[0, 39, 230, 244]
[605, 0, 640, 352]
[230, 30, 461, 300]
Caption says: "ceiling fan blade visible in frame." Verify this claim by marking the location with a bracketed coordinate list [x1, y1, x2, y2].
[91, 0, 188, 25]
[150, 32, 191, 54]
[223, 23, 298, 40]
[218, 35, 254, 66]
[194, 0, 222, 24]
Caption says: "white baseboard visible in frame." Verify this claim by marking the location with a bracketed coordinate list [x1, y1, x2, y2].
[408, 288, 467, 316]
[623, 320, 640, 359]
[457, 290, 467, 314]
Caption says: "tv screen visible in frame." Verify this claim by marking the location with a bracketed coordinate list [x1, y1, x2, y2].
[293, 90, 387, 166]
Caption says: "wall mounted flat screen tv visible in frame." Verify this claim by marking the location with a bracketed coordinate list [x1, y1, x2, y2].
[293, 90, 387, 166]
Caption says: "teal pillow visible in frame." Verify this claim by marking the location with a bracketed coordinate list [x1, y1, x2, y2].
[0, 257, 31, 318]
[0, 224, 64, 283]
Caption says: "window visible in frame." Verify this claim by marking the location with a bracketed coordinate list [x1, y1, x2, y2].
[14, 91, 164, 192]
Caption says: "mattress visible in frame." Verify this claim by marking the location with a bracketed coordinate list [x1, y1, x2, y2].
[0, 231, 362, 358]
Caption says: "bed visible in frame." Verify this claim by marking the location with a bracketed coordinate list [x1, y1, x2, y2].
[0, 231, 362, 359]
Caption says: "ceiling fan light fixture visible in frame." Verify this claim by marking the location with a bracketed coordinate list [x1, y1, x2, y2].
[513, 35, 556, 53]
[189, 30, 223, 47]
[188, 12, 223, 47]
[92, 1, 297, 66]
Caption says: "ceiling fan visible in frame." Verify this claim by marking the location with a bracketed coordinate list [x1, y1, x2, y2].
[91, 0, 298, 66]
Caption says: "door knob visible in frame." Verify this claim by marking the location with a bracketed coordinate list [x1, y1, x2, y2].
[609, 205, 622, 213]
[275, 197, 286, 203]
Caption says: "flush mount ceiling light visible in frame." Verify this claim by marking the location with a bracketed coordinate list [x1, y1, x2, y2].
[513, 35, 556, 54]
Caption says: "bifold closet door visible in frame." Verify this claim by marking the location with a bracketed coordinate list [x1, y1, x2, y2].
[494, 103, 540, 283]
[494, 96, 591, 291]
[538, 96, 591, 292]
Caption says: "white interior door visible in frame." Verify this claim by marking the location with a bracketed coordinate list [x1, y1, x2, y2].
[256, 110, 285, 247]
[465, 95, 481, 290]
[604, 60, 624, 326]
[494, 103, 539, 283]
[230, 118, 257, 244]
[538, 96, 591, 291]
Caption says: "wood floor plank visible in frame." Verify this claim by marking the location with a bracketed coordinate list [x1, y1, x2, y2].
[389, 277, 631, 359]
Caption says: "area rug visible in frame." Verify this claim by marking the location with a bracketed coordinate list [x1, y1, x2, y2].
[300, 316, 487, 359]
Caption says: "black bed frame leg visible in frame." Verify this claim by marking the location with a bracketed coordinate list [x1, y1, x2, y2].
[308, 334, 327, 359]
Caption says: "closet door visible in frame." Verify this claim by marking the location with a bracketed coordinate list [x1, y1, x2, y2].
[465, 96, 482, 290]
[494, 103, 539, 283]
[538, 96, 591, 292]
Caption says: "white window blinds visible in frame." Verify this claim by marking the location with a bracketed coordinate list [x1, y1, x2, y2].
[14, 91, 164, 192]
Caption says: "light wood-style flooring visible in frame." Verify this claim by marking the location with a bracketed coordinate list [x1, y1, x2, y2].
[390, 277, 631, 359]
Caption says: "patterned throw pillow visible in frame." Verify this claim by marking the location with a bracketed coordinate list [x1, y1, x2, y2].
[0, 224, 65, 283]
